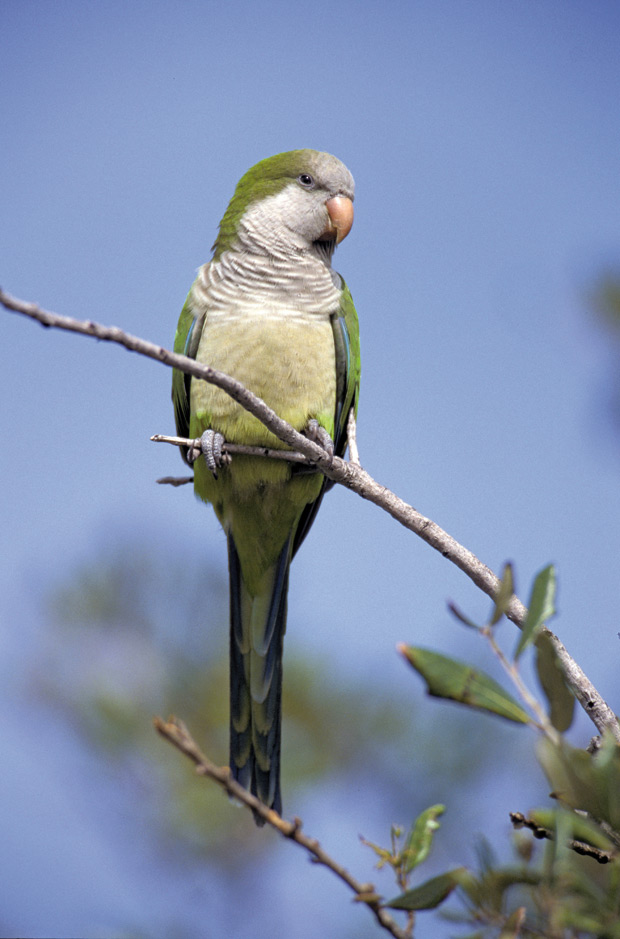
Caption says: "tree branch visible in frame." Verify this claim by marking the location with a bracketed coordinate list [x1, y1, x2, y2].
[2, 287, 619, 743]
[151, 433, 316, 465]
[0, 288, 332, 467]
[154, 717, 411, 939]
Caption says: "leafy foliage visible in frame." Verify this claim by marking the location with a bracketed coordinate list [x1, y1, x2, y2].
[386, 868, 468, 912]
[35, 537, 487, 863]
[35, 540, 620, 936]
[399, 646, 531, 724]
[535, 632, 575, 733]
[385, 562, 620, 936]
[514, 563, 556, 660]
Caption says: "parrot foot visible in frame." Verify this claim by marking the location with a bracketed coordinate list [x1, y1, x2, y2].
[304, 419, 334, 463]
[191, 429, 228, 478]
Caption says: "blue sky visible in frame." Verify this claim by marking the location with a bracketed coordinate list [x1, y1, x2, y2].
[2, 2, 620, 937]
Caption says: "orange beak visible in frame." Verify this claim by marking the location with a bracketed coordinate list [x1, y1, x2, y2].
[322, 195, 354, 244]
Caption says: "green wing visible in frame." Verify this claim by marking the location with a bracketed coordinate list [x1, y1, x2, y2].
[292, 277, 360, 556]
[332, 276, 361, 457]
[171, 286, 206, 461]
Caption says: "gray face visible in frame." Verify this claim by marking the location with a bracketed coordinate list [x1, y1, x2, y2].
[240, 152, 355, 254]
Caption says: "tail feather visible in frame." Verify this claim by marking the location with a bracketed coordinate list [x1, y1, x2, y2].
[228, 532, 290, 822]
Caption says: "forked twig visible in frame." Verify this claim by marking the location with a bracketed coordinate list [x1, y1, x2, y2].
[154, 716, 410, 939]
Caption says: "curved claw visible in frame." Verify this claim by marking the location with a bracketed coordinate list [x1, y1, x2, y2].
[305, 418, 334, 464]
[200, 429, 226, 478]
[186, 442, 202, 464]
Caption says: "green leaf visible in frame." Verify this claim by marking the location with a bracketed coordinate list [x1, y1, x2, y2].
[514, 564, 556, 660]
[535, 632, 575, 732]
[447, 601, 481, 630]
[399, 646, 531, 724]
[537, 732, 620, 831]
[491, 562, 515, 625]
[537, 737, 597, 816]
[403, 804, 445, 873]
[385, 867, 468, 910]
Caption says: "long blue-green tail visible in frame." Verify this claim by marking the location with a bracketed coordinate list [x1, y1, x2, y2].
[227, 532, 291, 823]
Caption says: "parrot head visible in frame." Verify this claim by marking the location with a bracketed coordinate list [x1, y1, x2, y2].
[213, 149, 355, 260]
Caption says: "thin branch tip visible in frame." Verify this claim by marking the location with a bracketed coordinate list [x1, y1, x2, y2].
[154, 716, 409, 938]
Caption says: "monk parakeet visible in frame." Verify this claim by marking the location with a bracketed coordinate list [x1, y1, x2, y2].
[171, 149, 360, 821]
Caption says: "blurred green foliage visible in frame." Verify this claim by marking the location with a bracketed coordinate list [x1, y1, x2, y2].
[34, 536, 495, 869]
[33, 537, 620, 936]
[590, 269, 620, 433]
[592, 272, 620, 332]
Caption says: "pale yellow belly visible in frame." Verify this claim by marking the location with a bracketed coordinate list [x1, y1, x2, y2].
[191, 312, 337, 447]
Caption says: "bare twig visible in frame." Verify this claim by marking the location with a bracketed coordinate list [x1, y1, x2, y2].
[0, 288, 332, 469]
[483, 628, 557, 739]
[156, 475, 194, 487]
[154, 716, 410, 939]
[151, 433, 316, 466]
[2, 288, 619, 743]
[510, 812, 616, 864]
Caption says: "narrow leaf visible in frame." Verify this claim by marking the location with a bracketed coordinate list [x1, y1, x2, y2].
[399, 645, 531, 724]
[537, 732, 620, 830]
[385, 867, 468, 910]
[491, 562, 514, 625]
[404, 804, 445, 873]
[535, 632, 575, 732]
[514, 564, 556, 660]
[448, 601, 481, 630]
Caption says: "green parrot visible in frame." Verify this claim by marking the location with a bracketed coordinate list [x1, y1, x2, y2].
[171, 149, 360, 821]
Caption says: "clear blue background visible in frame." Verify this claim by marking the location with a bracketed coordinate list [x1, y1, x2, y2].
[2, 2, 620, 937]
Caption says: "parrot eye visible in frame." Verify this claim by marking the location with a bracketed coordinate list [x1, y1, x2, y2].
[297, 173, 315, 189]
